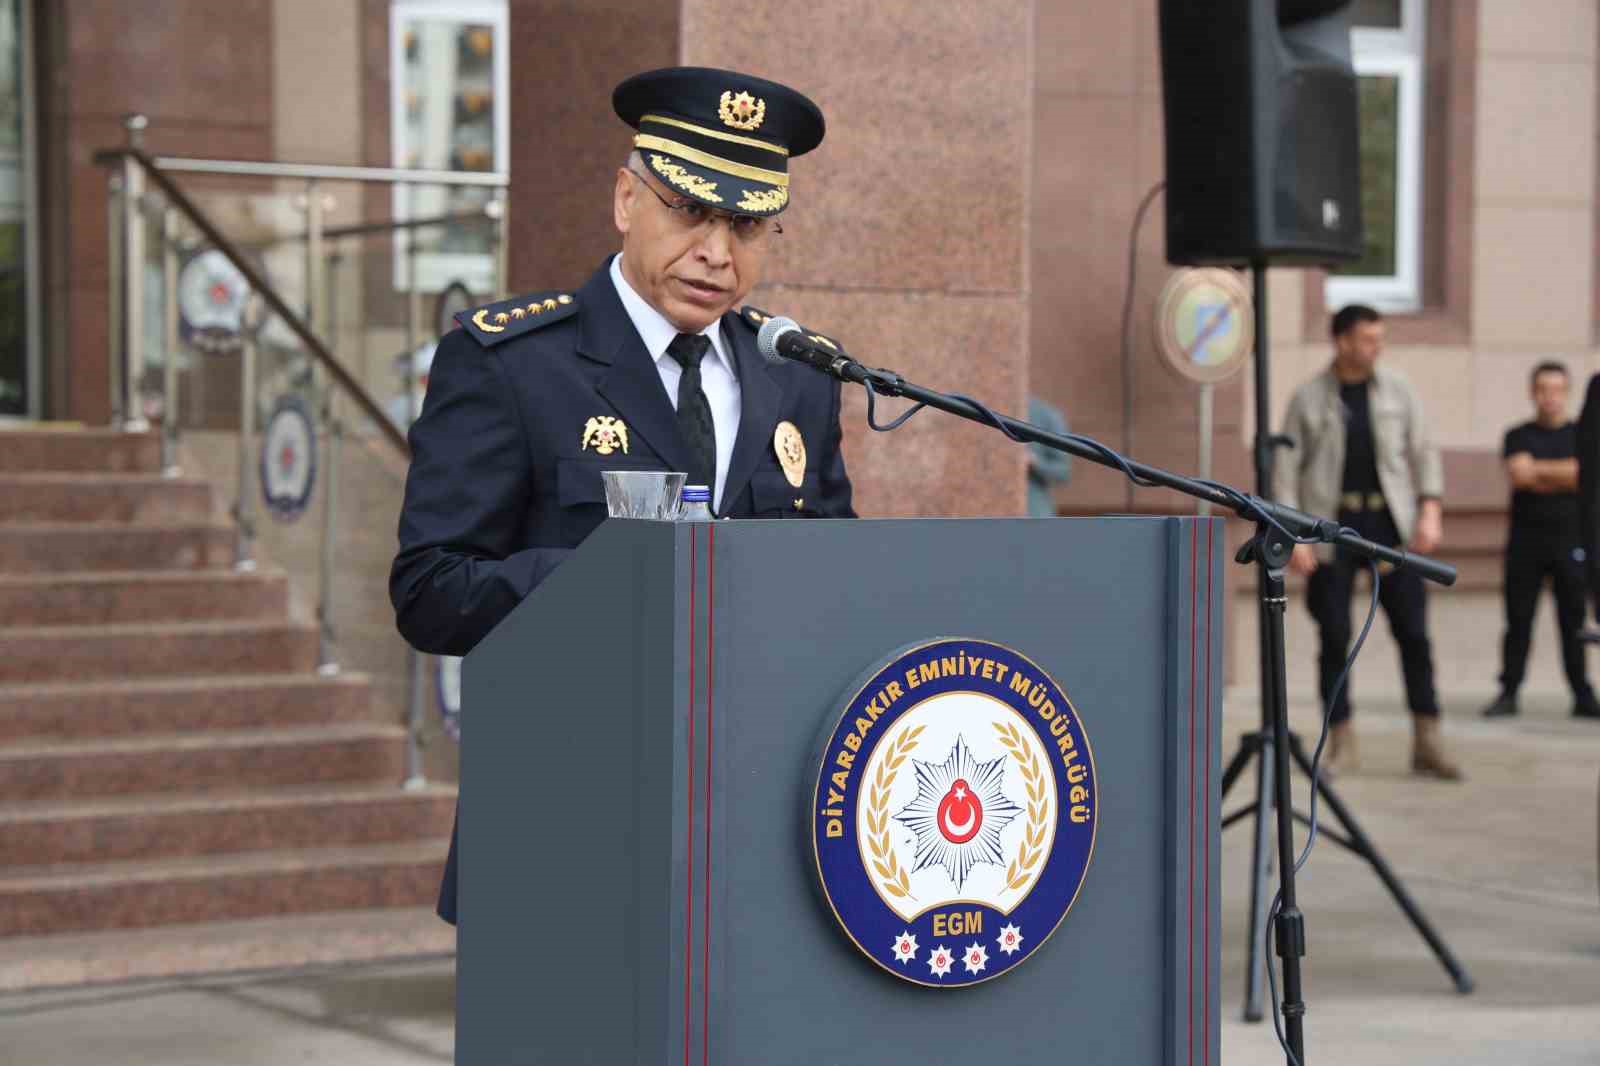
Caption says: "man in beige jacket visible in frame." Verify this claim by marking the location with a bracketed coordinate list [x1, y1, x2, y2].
[1276, 304, 1460, 780]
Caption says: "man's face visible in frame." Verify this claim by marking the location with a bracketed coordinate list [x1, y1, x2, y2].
[1335, 319, 1384, 376]
[1532, 369, 1569, 424]
[613, 165, 769, 333]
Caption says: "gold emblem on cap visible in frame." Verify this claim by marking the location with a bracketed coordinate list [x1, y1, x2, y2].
[719, 90, 765, 132]
[582, 415, 629, 457]
[774, 421, 806, 488]
[472, 308, 505, 334]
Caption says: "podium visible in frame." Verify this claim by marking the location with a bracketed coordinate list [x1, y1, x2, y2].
[458, 517, 1223, 1065]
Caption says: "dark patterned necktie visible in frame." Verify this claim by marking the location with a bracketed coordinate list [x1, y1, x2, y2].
[666, 332, 718, 496]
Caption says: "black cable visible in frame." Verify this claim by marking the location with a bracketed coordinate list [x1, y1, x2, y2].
[1120, 182, 1166, 512]
[862, 377, 926, 432]
[1263, 557, 1382, 1066]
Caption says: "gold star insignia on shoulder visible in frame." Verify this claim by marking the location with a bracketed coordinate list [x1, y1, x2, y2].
[737, 305, 850, 362]
[458, 291, 579, 348]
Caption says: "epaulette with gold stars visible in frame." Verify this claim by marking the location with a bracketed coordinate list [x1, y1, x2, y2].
[737, 305, 849, 358]
[456, 291, 578, 348]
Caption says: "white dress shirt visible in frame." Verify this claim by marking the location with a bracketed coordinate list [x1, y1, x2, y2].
[609, 254, 742, 511]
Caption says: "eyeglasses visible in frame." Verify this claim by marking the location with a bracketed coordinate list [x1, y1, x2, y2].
[626, 167, 783, 243]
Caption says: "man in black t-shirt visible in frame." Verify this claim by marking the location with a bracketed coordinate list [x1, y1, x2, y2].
[1483, 362, 1599, 719]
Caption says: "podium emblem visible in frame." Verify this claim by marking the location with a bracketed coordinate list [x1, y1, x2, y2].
[811, 638, 1097, 987]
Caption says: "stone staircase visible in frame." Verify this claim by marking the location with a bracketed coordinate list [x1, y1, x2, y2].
[0, 427, 455, 989]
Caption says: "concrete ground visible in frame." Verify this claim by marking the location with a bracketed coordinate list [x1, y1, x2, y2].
[1, 590, 1596, 1065]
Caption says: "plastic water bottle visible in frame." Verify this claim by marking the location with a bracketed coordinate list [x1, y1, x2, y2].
[679, 484, 714, 522]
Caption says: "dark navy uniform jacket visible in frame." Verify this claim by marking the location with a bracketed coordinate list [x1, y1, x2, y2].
[390, 259, 856, 924]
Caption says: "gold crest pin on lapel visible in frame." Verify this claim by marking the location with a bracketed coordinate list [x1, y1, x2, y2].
[582, 415, 629, 456]
[774, 421, 806, 488]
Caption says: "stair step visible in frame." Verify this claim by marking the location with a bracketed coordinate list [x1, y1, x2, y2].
[0, 569, 289, 626]
[0, 620, 318, 683]
[0, 783, 456, 865]
[0, 723, 407, 800]
[0, 840, 447, 936]
[0, 473, 214, 524]
[0, 522, 235, 572]
[0, 905, 453, 992]
[0, 672, 373, 742]
[0, 429, 160, 474]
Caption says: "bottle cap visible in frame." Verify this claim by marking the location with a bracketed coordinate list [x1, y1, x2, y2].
[682, 484, 711, 503]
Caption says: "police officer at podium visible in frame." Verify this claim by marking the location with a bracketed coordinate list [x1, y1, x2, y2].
[390, 67, 856, 925]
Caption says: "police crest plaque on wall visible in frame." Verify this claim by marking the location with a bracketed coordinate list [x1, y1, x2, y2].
[811, 639, 1097, 987]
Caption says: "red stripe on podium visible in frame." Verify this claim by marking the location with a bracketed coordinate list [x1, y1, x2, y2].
[686, 526, 697, 1066]
[1203, 520, 1214, 1066]
[704, 525, 715, 1066]
[1187, 520, 1198, 1066]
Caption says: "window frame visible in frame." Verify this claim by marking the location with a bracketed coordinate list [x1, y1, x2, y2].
[1325, 0, 1426, 314]
[388, 0, 509, 295]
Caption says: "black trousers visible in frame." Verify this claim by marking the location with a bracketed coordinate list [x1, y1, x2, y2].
[1305, 509, 1439, 723]
[1499, 524, 1593, 699]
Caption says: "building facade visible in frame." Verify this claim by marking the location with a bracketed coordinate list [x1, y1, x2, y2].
[6, 0, 1593, 529]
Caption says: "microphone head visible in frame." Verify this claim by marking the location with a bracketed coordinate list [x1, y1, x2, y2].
[756, 315, 802, 365]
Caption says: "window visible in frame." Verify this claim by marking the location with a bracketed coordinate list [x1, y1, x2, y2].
[389, 0, 508, 294]
[1326, 0, 1424, 314]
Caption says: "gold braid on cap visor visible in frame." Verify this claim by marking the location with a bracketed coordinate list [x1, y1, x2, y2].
[632, 134, 789, 187]
[640, 114, 790, 156]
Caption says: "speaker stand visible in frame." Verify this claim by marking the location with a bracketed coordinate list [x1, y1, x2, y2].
[1225, 263, 1474, 1037]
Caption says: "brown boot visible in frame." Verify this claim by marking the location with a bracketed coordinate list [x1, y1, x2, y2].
[1411, 717, 1462, 781]
[1322, 721, 1357, 777]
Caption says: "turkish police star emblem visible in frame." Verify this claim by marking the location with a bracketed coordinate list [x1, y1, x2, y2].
[812, 639, 1097, 987]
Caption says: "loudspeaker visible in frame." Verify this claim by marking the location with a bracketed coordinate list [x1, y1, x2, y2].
[1157, 0, 1364, 266]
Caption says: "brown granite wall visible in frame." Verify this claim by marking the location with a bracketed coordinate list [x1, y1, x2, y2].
[502, 0, 680, 290]
[1031, 3, 1251, 516]
[678, 1, 1032, 516]
[39, 0, 276, 423]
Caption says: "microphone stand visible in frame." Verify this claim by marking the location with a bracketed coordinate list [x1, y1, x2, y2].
[788, 344, 1456, 1066]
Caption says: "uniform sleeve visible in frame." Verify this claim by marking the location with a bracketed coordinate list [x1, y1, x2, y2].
[816, 378, 857, 519]
[389, 329, 570, 656]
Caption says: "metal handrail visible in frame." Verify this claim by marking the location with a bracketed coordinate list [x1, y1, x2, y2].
[96, 116, 500, 790]
[147, 156, 507, 187]
[98, 145, 412, 457]
[244, 205, 501, 250]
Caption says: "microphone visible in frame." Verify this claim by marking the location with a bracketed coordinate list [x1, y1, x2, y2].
[755, 316, 870, 384]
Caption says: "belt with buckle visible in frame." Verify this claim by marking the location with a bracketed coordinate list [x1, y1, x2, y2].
[1339, 491, 1387, 513]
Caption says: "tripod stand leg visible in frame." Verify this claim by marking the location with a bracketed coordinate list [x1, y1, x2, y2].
[1240, 733, 1275, 1023]
[1220, 741, 1254, 799]
[1287, 736, 1475, 994]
